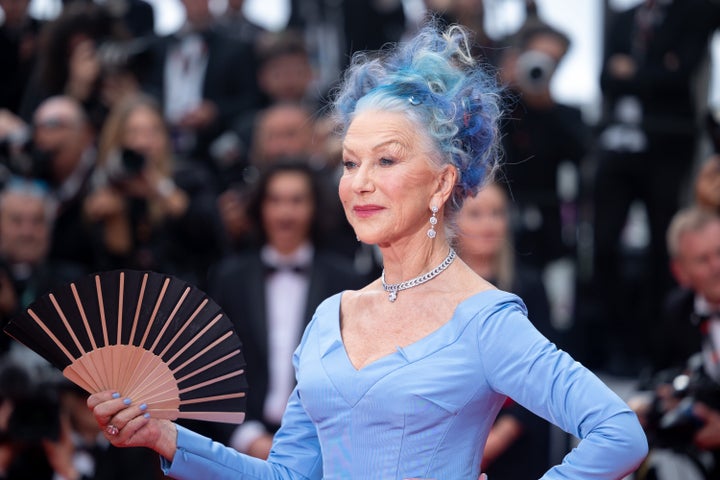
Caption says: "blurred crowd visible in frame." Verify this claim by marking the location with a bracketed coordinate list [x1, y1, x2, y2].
[0, 0, 719, 478]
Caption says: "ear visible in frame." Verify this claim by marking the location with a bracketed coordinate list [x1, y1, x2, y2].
[431, 165, 457, 209]
[670, 259, 690, 287]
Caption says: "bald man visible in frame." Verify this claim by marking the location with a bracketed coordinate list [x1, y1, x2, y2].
[30, 95, 98, 269]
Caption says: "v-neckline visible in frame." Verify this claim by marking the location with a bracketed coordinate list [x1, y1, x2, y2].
[316, 289, 500, 406]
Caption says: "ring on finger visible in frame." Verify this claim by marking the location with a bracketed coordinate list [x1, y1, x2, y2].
[106, 424, 119, 436]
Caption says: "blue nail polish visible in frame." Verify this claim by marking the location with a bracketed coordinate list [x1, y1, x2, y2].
[112, 392, 120, 399]
[139, 403, 147, 411]
[143, 413, 150, 419]
[123, 398, 132, 405]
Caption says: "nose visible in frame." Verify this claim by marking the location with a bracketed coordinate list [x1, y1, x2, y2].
[351, 163, 374, 193]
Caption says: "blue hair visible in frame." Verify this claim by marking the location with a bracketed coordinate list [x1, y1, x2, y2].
[333, 22, 503, 213]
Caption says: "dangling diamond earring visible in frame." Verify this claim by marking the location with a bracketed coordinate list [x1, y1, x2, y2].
[427, 206, 438, 239]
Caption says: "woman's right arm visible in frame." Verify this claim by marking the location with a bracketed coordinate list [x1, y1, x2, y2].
[88, 388, 321, 480]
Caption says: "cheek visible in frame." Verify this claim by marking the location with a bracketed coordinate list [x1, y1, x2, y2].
[338, 177, 351, 205]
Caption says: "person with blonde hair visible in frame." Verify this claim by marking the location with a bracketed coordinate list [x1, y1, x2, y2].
[83, 93, 223, 286]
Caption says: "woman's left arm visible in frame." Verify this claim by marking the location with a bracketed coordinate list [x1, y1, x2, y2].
[478, 300, 648, 479]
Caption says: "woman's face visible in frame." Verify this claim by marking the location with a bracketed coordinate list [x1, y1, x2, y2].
[456, 183, 509, 259]
[339, 109, 445, 247]
[262, 171, 315, 252]
[122, 105, 169, 167]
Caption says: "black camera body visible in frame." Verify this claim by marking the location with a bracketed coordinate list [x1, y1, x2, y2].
[648, 356, 720, 449]
[103, 147, 147, 186]
[0, 132, 55, 182]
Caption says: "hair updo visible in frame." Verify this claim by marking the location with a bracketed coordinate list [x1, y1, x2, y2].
[332, 21, 503, 214]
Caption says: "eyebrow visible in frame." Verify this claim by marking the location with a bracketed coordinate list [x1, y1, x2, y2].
[343, 139, 407, 156]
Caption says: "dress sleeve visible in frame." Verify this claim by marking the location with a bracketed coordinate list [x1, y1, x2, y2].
[161, 391, 322, 480]
[477, 298, 648, 479]
[161, 321, 324, 480]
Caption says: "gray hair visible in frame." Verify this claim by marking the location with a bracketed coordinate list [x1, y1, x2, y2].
[666, 206, 720, 259]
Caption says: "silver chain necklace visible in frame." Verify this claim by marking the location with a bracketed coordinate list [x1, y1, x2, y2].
[381, 248, 457, 302]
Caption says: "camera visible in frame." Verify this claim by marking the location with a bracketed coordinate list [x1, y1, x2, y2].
[0, 130, 55, 182]
[96, 37, 155, 77]
[646, 355, 720, 449]
[514, 50, 557, 94]
[103, 147, 147, 186]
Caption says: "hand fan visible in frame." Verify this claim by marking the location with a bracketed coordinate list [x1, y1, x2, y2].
[3, 270, 247, 424]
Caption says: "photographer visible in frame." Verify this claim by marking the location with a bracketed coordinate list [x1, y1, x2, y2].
[0, 96, 100, 271]
[18, 3, 134, 132]
[635, 207, 720, 478]
[497, 10, 589, 272]
[83, 94, 225, 287]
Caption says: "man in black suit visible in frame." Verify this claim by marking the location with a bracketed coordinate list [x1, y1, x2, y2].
[636, 207, 720, 475]
[652, 207, 720, 373]
[139, 0, 260, 172]
[208, 162, 369, 458]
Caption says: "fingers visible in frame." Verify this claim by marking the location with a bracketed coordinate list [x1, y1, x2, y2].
[109, 400, 149, 431]
[87, 390, 119, 409]
[109, 410, 151, 446]
[88, 391, 149, 434]
[101, 401, 150, 445]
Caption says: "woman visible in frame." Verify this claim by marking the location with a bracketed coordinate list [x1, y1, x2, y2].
[456, 181, 555, 340]
[456, 182, 556, 477]
[18, 3, 133, 131]
[208, 161, 370, 458]
[83, 94, 224, 287]
[87, 23, 648, 478]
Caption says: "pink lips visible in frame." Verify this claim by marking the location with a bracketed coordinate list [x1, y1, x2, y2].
[353, 205, 384, 218]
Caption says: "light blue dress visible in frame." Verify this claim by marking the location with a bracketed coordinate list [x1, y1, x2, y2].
[163, 290, 648, 479]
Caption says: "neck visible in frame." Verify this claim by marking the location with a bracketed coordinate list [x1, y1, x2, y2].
[380, 236, 452, 284]
[461, 252, 497, 280]
[268, 239, 309, 256]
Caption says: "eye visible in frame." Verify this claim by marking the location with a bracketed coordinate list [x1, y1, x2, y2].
[379, 157, 395, 166]
[343, 160, 358, 170]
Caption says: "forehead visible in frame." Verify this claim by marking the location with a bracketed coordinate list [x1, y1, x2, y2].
[681, 221, 720, 247]
[34, 99, 81, 123]
[267, 171, 311, 193]
[469, 184, 506, 205]
[261, 107, 310, 129]
[343, 109, 426, 151]
[1, 192, 45, 215]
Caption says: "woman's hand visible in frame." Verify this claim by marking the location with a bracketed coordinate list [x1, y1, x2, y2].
[87, 391, 178, 461]
[84, 187, 126, 221]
